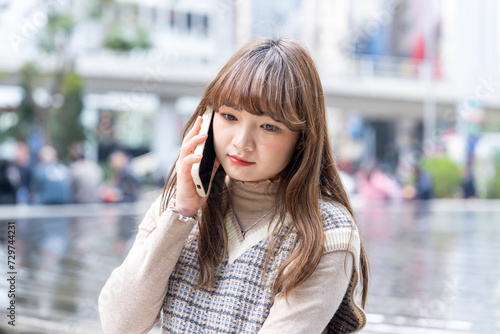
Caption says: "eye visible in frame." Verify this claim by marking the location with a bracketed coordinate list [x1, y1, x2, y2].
[261, 124, 280, 132]
[221, 113, 237, 121]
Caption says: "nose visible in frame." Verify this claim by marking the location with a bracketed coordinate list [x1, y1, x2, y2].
[232, 125, 255, 152]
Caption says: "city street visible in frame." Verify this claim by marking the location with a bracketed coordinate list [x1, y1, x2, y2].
[0, 194, 499, 334]
[1, 1, 500, 333]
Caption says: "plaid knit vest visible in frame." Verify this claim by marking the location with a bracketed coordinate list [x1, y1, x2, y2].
[161, 200, 366, 333]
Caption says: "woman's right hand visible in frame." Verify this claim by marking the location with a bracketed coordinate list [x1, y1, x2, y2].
[175, 116, 219, 217]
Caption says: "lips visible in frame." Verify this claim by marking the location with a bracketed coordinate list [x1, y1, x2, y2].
[228, 155, 255, 167]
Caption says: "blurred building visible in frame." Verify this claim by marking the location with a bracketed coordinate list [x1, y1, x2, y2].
[1, 0, 500, 188]
[235, 0, 500, 181]
[0, 0, 235, 179]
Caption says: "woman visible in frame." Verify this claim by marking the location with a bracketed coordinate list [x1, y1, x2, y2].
[99, 37, 369, 333]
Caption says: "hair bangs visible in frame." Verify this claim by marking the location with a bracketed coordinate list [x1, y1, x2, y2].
[208, 46, 306, 132]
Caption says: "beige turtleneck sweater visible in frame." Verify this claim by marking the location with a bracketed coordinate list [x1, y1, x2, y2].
[98, 178, 353, 334]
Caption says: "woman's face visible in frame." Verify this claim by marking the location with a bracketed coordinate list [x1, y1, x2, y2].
[213, 105, 300, 182]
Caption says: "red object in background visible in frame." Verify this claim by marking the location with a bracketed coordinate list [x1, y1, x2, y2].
[410, 32, 442, 79]
[100, 187, 121, 203]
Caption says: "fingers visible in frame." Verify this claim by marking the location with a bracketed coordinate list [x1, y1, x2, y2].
[182, 116, 203, 145]
[177, 153, 202, 178]
[174, 116, 214, 215]
[179, 133, 208, 160]
[179, 116, 209, 159]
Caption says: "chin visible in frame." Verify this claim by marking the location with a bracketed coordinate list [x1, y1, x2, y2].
[224, 168, 257, 182]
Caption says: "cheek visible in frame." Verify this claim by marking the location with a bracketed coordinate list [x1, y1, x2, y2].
[213, 116, 229, 153]
[265, 136, 298, 164]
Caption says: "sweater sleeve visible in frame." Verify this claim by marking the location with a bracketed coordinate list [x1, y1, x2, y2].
[258, 251, 353, 334]
[98, 196, 198, 334]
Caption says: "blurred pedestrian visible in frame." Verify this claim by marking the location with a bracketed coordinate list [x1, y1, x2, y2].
[101, 149, 141, 253]
[13, 141, 32, 204]
[0, 159, 20, 204]
[462, 163, 476, 199]
[356, 160, 402, 201]
[101, 150, 140, 203]
[69, 143, 103, 203]
[31, 146, 72, 205]
[414, 166, 433, 200]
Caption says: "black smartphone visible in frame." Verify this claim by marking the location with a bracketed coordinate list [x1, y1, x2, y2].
[190, 107, 216, 197]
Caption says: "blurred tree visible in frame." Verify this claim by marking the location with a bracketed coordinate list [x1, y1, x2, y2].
[11, 2, 89, 158]
[48, 70, 85, 160]
[9, 0, 152, 159]
[486, 165, 500, 199]
[10, 63, 38, 141]
[486, 153, 500, 199]
[102, 1, 152, 52]
[37, 12, 74, 54]
[421, 156, 462, 198]
[8, 3, 80, 155]
[104, 26, 152, 51]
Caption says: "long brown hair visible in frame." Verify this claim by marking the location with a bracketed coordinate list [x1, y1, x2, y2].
[161, 38, 369, 307]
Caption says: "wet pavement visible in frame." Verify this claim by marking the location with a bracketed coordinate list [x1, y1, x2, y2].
[360, 200, 500, 334]
[0, 193, 499, 334]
